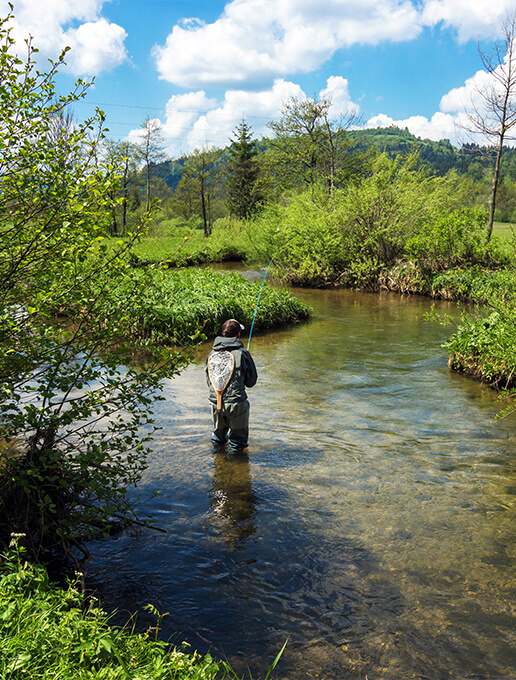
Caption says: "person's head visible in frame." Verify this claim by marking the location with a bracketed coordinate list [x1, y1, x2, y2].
[221, 318, 245, 337]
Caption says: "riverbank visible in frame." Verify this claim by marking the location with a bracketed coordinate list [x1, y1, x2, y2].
[0, 541, 233, 679]
[377, 262, 516, 389]
[126, 229, 516, 389]
[100, 267, 311, 345]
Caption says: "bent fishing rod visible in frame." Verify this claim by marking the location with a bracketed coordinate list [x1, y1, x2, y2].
[247, 258, 273, 350]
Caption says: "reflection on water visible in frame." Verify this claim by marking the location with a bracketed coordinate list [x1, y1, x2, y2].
[86, 286, 516, 679]
[208, 452, 258, 550]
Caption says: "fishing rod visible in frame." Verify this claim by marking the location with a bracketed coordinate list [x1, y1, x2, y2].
[247, 258, 273, 350]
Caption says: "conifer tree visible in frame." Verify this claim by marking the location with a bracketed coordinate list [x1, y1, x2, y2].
[226, 120, 262, 219]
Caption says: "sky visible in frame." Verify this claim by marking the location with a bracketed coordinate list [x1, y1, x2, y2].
[3, 0, 516, 157]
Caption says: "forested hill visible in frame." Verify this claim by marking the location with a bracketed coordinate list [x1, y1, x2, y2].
[349, 126, 516, 179]
[157, 126, 516, 194]
[349, 127, 458, 175]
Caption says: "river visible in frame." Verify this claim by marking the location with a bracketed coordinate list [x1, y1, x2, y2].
[86, 280, 516, 679]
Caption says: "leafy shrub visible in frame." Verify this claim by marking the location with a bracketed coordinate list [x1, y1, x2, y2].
[405, 207, 488, 271]
[431, 266, 516, 303]
[446, 308, 516, 387]
[206, 217, 249, 261]
[334, 152, 455, 285]
[250, 191, 345, 285]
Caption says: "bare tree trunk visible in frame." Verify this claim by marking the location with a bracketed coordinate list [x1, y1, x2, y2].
[122, 157, 128, 234]
[487, 134, 505, 243]
[146, 161, 151, 213]
[461, 11, 516, 243]
[324, 115, 336, 202]
[201, 176, 209, 237]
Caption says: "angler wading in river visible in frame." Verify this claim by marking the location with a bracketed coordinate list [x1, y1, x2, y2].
[206, 319, 257, 455]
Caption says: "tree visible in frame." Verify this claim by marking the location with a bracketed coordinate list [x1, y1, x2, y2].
[0, 10, 189, 562]
[266, 95, 362, 197]
[225, 120, 263, 219]
[104, 139, 139, 235]
[174, 147, 223, 236]
[460, 11, 516, 242]
[135, 117, 166, 213]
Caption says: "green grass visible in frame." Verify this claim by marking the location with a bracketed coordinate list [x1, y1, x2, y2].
[0, 541, 231, 680]
[121, 217, 253, 267]
[446, 308, 516, 389]
[128, 234, 209, 264]
[0, 540, 287, 679]
[101, 267, 312, 345]
[493, 222, 516, 241]
[430, 266, 516, 303]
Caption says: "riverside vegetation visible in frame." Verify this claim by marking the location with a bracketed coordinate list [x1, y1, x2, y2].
[128, 153, 516, 393]
[0, 10, 296, 678]
[0, 538, 287, 679]
[1, 5, 516, 678]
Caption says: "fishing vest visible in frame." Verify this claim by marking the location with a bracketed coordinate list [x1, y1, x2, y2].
[208, 348, 248, 404]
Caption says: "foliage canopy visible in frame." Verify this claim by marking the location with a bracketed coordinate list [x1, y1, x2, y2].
[0, 10, 191, 562]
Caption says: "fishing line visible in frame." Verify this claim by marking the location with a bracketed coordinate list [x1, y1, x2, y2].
[247, 258, 273, 350]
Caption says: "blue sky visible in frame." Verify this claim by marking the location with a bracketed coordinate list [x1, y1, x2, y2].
[3, 0, 515, 156]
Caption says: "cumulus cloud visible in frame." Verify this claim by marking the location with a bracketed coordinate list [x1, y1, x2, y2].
[421, 0, 516, 41]
[365, 111, 459, 142]
[126, 77, 361, 157]
[152, 0, 516, 89]
[2, 0, 127, 74]
[320, 75, 360, 118]
[152, 0, 421, 88]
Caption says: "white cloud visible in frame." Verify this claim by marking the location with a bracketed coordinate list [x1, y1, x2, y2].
[3, 0, 127, 74]
[185, 79, 305, 151]
[365, 111, 459, 142]
[63, 19, 127, 74]
[152, 0, 516, 89]
[320, 75, 360, 117]
[153, 0, 421, 88]
[127, 77, 361, 157]
[421, 0, 516, 41]
[439, 67, 498, 117]
[161, 91, 219, 155]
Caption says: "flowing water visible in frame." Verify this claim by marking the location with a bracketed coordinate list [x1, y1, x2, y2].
[86, 280, 516, 679]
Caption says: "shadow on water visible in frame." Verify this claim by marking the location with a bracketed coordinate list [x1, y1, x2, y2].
[86, 285, 516, 679]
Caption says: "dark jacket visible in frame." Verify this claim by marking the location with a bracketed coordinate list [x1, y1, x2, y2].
[206, 336, 257, 405]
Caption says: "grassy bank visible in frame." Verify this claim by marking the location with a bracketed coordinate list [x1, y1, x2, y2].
[382, 263, 516, 389]
[125, 218, 250, 268]
[0, 541, 233, 679]
[102, 267, 312, 345]
[445, 309, 516, 389]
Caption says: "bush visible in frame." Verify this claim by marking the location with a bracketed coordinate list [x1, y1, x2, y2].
[0, 11, 191, 561]
[251, 191, 345, 285]
[334, 152, 454, 286]
[430, 266, 516, 302]
[446, 308, 516, 387]
[405, 207, 488, 272]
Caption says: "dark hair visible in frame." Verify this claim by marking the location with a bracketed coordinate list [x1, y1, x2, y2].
[221, 319, 242, 337]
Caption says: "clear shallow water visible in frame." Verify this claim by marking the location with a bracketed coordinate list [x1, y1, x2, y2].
[86, 287, 516, 679]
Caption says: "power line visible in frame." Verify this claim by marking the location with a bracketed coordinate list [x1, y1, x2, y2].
[76, 98, 277, 122]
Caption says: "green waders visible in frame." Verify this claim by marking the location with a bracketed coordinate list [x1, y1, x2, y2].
[211, 399, 250, 453]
